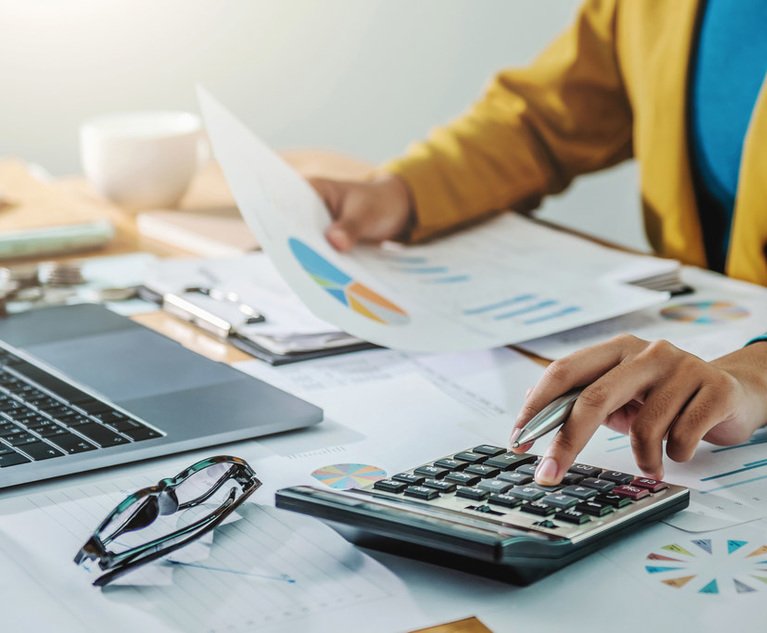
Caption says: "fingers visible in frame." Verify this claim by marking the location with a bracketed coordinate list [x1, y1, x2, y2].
[535, 355, 659, 484]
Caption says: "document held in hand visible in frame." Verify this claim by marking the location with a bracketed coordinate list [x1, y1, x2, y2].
[199, 88, 673, 353]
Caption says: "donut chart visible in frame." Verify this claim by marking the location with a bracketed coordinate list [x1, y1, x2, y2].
[289, 238, 409, 325]
[645, 538, 767, 595]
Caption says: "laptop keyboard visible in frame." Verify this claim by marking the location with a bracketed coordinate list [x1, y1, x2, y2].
[0, 348, 163, 468]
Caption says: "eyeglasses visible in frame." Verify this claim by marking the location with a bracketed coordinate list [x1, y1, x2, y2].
[74, 455, 261, 587]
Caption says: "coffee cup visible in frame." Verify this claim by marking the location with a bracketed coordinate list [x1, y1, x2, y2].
[80, 111, 205, 210]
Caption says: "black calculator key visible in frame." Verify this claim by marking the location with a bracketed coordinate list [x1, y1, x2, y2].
[561, 472, 584, 486]
[456, 486, 489, 501]
[445, 471, 481, 486]
[487, 493, 521, 508]
[464, 464, 500, 478]
[0, 451, 30, 467]
[542, 493, 579, 509]
[600, 470, 634, 485]
[560, 485, 598, 500]
[520, 501, 556, 516]
[414, 465, 449, 479]
[20, 441, 64, 461]
[374, 479, 408, 493]
[393, 473, 425, 485]
[404, 486, 440, 500]
[453, 451, 486, 464]
[75, 423, 129, 447]
[576, 501, 614, 517]
[38, 425, 68, 438]
[612, 484, 650, 500]
[507, 486, 545, 501]
[49, 432, 96, 455]
[472, 445, 506, 457]
[476, 478, 513, 494]
[567, 463, 602, 478]
[498, 471, 533, 485]
[423, 479, 456, 492]
[434, 458, 467, 471]
[514, 463, 539, 477]
[530, 483, 562, 494]
[555, 508, 591, 524]
[579, 477, 615, 493]
[596, 493, 633, 508]
[485, 452, 536, 470]
[122, 426, 162, 442]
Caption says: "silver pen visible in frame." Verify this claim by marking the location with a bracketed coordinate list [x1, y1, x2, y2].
[512, 387, 584, 448]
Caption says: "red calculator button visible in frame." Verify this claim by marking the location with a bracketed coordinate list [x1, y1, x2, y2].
[631, 477, 669, 493]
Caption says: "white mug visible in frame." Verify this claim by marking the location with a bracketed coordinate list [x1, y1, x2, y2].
[80, 111, 205, 210]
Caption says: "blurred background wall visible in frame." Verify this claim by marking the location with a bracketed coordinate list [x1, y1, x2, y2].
[0, 0, 648, 251]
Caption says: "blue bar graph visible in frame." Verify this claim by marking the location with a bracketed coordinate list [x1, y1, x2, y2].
[524, 306, 581, 325]
[463, 294, 536, 316]
[700, 473, 767, 494]
[710, 433, 767, 454]
[397, 266, 450, 274]
[425, 275, 472, 284]
[494, 299, 558, 320]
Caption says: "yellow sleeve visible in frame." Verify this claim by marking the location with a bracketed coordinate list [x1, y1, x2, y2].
[385, 0, 633, 242]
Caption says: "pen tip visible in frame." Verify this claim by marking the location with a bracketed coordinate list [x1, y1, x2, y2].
[511, 441, 520, 449]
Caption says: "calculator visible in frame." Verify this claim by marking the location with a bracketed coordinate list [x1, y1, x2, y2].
[275, 445, 690, 584]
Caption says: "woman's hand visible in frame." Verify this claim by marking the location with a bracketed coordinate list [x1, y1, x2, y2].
[511, 335, 767, 485]
[309, 173, 414, 252]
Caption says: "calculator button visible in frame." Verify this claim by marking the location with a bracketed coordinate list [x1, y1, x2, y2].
[445, 471, 481, 486]
[414, 465, 449, 479]
[542, 493, 579, 509]
[423, 478, 457, 492]
[0, 451, 30, 468]
[484, 452, 536, 470]
[555, 508, 591, 524]
[599, 470, 634, 485]
[576, 501, 614, 517]
[374, 479, 408, 493]
[560, 485, 598, 500]
[579, 477, 615, 493]
[520, 501, 556, 516]
[561, 472, 585, 486]
[434, 458, 467, 471]
[476, 478, 513, 494]
[464, 464, 501, 478]
[392, 473, 425, 485]
[453, 451, 487, 464]
[567, 463, 602, 477]
[514, 464, 538, 477]
[456, 486, 489, 500]
[612, 484, 650, 500]
[487, 493, 521, 508]
[507, 486, 545, 501]
[596, 493, 633, 508]
[631, 477, 669, 493]
[530, 483, 561, 494]
[472, 445, 506, 456]
[497, 471, 533, 485]
[404, 485, 440, 500]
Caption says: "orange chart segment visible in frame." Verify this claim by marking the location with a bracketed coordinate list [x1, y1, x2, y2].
[288, 237, 410, 325]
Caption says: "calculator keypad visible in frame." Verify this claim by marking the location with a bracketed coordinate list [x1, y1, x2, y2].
[369, 444, 680, 539]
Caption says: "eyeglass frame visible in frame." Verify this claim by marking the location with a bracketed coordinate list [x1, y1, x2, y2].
[74, 455, 261, 587]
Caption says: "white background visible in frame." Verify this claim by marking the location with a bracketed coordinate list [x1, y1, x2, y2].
[0, 0, 648, 251]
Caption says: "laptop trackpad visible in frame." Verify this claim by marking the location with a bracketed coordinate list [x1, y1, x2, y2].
[26, 328, 235, 403]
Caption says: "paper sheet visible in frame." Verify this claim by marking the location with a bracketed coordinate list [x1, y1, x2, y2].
[198, 88, 671, 352]
[0, 476, 432, 633]
[520, 266, 767, 360]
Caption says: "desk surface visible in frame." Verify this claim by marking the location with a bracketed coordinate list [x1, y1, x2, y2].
[2, 154, 495, 633]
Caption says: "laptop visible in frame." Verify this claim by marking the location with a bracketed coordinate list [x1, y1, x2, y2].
[0, 303, 322, 489]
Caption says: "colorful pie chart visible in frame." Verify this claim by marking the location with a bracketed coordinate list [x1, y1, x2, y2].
[660, 301, 749, 324]
[311, 463, 388, 490]
[289, 237, 409, 325]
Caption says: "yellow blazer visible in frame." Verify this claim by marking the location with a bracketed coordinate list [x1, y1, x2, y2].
[385, 0, 767, 286]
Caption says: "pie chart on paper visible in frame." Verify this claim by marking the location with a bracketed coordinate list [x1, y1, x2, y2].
[659, 300, 749, 324]
[288, 237, 409, 325]
[311, 463, 388, 490]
